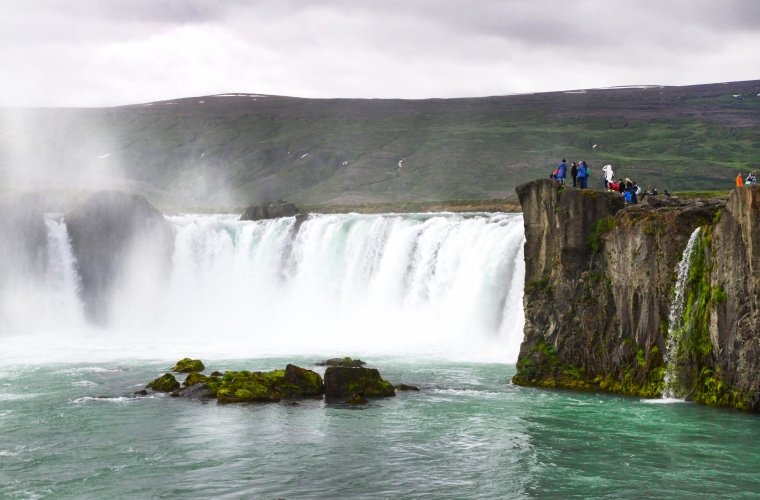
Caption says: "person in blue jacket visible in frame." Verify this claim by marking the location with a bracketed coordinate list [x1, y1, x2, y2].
[577, 160, 588, 189]
[557, 159, 567, 185]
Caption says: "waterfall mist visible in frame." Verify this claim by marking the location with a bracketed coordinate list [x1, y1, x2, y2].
[0, 212, 526, 364]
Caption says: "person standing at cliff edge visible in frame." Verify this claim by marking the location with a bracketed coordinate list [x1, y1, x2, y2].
[570, 162, 578, 187]
[578, 161, 588, 189]
[557, 159, 567, 185]
[602, 164, 614, 189]
[737, 173, 744, 188]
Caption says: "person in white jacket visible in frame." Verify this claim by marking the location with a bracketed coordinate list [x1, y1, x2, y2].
[602, 164, 614, 189]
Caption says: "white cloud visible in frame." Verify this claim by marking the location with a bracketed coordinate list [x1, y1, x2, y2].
[0, 0, 758, 106]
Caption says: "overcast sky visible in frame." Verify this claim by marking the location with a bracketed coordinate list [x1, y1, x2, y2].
[1, 0, 759, 107]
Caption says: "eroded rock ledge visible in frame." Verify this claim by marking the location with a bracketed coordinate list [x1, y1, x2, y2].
[512, 179, 760, 411]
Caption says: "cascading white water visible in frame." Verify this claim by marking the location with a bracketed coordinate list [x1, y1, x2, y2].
[662, 227, 701, 399]
[1, 212, 527, 363]
[0, 217, 85, 334]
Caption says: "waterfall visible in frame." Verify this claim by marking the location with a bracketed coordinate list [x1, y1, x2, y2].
[662, 227, 701, 399]
[0, 217, 85, 334]
[1, 212, 527, 363]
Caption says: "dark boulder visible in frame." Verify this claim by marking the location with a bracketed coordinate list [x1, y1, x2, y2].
[316, 357, 367, 368]
[395, 384, 420, 391]
[282, 364, 324, 396]
[147, 373, 180, 392]
[173, 358, 205, 373]
[324, 367, 395, 398]
[171, 383, 214, 399]
[239, 201, 298, 221]
[133, 389, 148, 396]
[65, 191, 174, 325]
[210, 371, 223, 377]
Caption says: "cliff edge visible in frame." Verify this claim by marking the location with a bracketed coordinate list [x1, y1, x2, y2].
[512, 179, 760, 410]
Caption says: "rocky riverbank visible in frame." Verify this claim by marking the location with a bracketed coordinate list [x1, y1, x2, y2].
[513, 179, 760, 411]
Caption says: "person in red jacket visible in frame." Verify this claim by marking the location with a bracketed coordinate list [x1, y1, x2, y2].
[737, 173, 744, 188]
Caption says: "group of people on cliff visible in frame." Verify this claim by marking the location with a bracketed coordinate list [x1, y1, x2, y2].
[550, 159, 590, 188]
[736, 171, 757, 187]
[550, 160, 661, 204]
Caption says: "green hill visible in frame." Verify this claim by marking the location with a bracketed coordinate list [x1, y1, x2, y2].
[1, 80, 758, 208]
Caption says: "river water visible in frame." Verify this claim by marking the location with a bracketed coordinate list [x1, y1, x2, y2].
[2, 213, 760, 498]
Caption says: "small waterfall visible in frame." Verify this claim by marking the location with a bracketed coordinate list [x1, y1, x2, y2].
[0, 217, 85, 334]
[662, 227, 701, 398]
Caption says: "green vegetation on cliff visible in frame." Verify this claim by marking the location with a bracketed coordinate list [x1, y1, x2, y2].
[679, 230, 751, 410]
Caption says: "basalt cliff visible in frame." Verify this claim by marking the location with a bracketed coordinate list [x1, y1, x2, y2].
[513, 179, 760, 411]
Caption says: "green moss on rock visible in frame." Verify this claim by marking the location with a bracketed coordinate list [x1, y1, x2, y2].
[183, 372, 208, 386]
[147, 373, 180, 392]
[316, 357, 366, 367]
[205, 365, 324, 404]
[513, 339, 664, 398]
[324, 367, 395, 398]
[172, 358, 205, 373]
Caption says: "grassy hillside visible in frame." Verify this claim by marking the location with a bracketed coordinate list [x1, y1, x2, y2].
[1, 81, 758, 208]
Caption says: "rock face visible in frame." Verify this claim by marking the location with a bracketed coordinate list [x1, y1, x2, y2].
[513, 179, 726, 401]
[239, 201, 298, 221]
[696, 186, 760, 409]
[324, 367, 395, 398]
[65, 191, 174, 325]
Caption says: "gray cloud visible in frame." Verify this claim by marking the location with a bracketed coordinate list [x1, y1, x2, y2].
[0, 0, 758, 106]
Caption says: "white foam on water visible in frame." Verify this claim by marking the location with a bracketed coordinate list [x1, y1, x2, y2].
[642, 397, 687, 404]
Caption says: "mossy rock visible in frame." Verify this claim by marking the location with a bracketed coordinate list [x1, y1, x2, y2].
[172, 358, 205, 373]
[146, 373, 180, 392]
[206, 365, 324, 404]
[316, 357, 366, 368]
[324, 367, 395, 398]
[183, 372, 208, 386]
[280, 364, 324, 397]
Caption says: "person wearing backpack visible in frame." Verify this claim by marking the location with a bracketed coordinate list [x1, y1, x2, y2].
[557, 159, 567, 185]
[579, 161, 589, 189]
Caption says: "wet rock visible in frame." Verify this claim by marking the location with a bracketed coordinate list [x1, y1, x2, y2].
[316, 357, 367, 368]
[133, 390, 148, 396]
[147, 373, 180, 392]
[171, 383, 213, 399]
[345, 395, 368, 405]
[395, 384, 419, 391]
[182, 372, 208, 386]
[173, 358, 205, 373]
[281, 364, 324, 396]
[207, 365, 324, 404]
[239, 201, 298, 221]
[210, 371, 223, 377]
[65, 191, 174, 325]
[324, 367, 395, 398]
